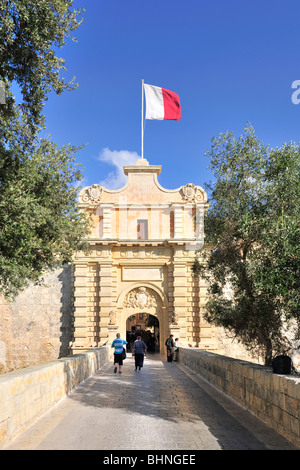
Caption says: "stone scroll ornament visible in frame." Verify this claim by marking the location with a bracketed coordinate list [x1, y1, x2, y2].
[123, 287, 160, 309]
[81, 184, 103, 204]
[181, 183, 205, 202]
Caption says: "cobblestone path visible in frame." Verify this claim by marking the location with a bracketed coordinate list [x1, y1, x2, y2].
[4, 354, 298, 450]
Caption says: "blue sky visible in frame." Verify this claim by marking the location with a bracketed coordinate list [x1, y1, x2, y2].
[38, 0, 300, 193]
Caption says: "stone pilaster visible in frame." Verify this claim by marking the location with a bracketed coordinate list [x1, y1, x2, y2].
[87, 263, 100, 348]
[72, 262, 89, 352]
[102, 204, 112, 239]
[173, 204, 183, 239]
[167, 263, 174, 322]
[172, 253, 187, 340]
[195, 204, 204, 249]
[186, 263, 201, 346]
[99, 260, 113, 344]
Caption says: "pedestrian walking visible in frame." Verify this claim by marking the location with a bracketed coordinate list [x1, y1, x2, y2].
[132, 336, 147, 372]
[111, 332, 127, 374]
[165, 334, 174, 362]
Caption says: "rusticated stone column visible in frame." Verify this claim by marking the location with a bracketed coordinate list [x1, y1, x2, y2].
[98, 261, 114, 345]
[72, 262, 89, 353]
[171, 251, 187, 340]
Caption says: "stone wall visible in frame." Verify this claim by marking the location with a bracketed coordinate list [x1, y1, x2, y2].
[179, 348, 300, 448]
[0, 346, 110, 449]
[0, 265, 73, 373]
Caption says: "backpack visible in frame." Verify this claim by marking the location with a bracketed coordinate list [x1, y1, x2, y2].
[272, 355, 291, 374]
[166, 337, 172, 347]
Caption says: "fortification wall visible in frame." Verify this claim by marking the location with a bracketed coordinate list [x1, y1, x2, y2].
[0, 265, 73, 374]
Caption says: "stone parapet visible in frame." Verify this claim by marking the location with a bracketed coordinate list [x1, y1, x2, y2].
[0, 346, 110, 449]
[179, 348, 300, 448]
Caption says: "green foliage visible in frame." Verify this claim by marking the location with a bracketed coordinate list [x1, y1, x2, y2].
[193, 125, 300, 365]
[0, 126, 90, 298]
[0, 1, 90, 298]
[0, 0, 84, 132]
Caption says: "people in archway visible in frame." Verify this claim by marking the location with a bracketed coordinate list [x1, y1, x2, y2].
[165, 334, 175, 362]
[129, 330, 136, 351]
[111, 332, 127, 374]
[149, 333, 156, 352]
[132, 336, 147, 372]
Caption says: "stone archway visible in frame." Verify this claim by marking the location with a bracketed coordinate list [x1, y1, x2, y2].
[126, 312, 159, 352]
[117, 284, 168, 354]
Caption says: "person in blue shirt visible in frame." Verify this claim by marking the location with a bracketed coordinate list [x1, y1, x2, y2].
[111, 333, 127, 374]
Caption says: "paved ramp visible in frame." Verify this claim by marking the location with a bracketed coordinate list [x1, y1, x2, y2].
[4, 354, 298, 450]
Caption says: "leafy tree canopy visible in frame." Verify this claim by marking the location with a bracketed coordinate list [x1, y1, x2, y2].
[193, 125, 300, 365]
[0, 130, 90, 298]
[0, 1, 90, 299]
[0, 0, 84, 133]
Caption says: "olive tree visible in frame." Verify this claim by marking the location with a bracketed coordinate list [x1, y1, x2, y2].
[193, 126, 300, 365]
[0, 1, 90, 298]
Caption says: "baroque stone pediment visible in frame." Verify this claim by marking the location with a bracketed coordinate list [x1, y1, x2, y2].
[78, 159, 207, 206]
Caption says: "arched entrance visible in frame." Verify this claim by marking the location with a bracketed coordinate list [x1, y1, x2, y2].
[117, 283, 168, 354]
[126, 313, 159, 353]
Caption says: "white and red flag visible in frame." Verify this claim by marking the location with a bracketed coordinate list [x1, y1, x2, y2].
[144, 83, 181, 120]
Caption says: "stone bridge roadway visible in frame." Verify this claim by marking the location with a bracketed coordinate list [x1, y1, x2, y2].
[4, 354, 299, 451]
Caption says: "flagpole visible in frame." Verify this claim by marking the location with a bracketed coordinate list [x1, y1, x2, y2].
[141, 79, 144, 159]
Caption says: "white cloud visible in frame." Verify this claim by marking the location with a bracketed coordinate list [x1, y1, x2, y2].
[98, 148, 140, 189]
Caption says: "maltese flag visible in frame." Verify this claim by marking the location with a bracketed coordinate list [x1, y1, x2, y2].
[144, 83, 181, 120]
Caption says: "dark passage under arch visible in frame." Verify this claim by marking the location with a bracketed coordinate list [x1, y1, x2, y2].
[126, 313, 159, 353]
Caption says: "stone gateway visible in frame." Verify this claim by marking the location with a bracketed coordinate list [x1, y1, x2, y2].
[0, 157, 256, 373]
[71, 158, 218, 356]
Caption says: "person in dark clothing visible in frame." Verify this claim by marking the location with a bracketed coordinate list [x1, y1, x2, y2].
[132, 336, 147, 372]
[165, 334, 174, 362]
